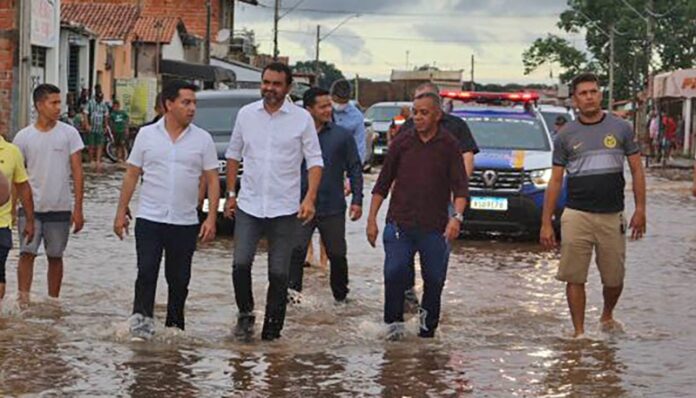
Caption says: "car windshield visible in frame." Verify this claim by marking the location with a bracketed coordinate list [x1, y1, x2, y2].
[540, 111, 571, 131]
[365, 106, 403, 122]
[193, 99, 248, 142]
[462, 116, 550, 151]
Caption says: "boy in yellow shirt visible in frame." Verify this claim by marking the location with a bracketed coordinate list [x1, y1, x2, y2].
[0, 136, 35, 300]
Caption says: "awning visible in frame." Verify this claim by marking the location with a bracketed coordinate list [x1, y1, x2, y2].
[653, 69, 696, 98]
[160, 59, 236, 83]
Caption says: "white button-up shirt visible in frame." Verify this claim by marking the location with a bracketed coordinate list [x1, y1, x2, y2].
[128, 118, 219, 225]
[225, 99, 323, 218]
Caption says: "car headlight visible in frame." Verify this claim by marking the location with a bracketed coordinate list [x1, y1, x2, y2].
[529, 168, 553, 188]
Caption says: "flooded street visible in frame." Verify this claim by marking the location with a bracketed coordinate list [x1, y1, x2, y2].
[1, 168, 695, 397]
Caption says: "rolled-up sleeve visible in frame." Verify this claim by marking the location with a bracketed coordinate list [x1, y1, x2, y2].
[127, 128, 146, 168]
[203, 136, 219, 171]
[225, 111, 244, 161]
[301, 115, 323, 169]
[449, 144, 469, 199]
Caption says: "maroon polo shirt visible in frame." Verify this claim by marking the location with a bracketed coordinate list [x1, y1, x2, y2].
[372, 125, 469, 233]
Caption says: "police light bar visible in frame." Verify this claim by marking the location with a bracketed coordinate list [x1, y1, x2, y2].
[440, 90, 539, 102]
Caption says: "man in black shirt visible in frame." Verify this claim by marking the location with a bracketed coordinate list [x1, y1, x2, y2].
[401, 82, 479, 311]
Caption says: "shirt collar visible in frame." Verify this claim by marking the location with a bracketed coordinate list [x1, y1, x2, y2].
[156, 116, 192, 142]
[256, 98, 293, 114]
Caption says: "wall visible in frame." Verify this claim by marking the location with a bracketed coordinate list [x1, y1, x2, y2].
[0, 0, 17, 137]
[162, 31, 184, 61]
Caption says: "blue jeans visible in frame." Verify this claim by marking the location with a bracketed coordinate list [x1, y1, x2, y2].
[406, 204, 454, 290]
[232, 209, 298, 334]
[383, 223, 450, 334]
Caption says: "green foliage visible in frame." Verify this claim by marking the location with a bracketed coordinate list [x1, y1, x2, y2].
[523, 0, 696, 100]
[292, 60, 346, 89]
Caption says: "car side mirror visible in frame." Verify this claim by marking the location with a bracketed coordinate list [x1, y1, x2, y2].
[364, 119, 373, 128]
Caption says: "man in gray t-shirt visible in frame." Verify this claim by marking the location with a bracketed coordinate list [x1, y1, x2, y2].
[13, 84, 85, 305]
[540, 73, 646, 338]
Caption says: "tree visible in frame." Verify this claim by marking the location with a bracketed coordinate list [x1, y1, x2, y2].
[292, 60, 345, 89]
[523, 0, 696, 100]
[522, 34, 589, 83]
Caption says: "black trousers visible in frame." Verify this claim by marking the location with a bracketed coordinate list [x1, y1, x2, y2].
[288, 213, 349, 301]
[133, 218, 198, 330]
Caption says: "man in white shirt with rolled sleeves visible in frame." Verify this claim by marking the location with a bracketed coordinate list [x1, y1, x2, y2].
[114, 80, 220, 341]
[224, 62, 323, 341]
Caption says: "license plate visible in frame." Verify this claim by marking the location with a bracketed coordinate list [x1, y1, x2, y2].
[470, 196, 508, 211]
[202, 198, 226, 213]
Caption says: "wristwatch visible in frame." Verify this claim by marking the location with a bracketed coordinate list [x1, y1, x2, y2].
[452, 212, 464, 223]
[227, 191, 236, 198]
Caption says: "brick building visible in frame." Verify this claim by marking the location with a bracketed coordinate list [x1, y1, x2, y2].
[0, 0, 18, 137]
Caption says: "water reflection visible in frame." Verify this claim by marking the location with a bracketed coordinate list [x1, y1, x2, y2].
[540, 339, 627, 398]
[124, 348, 199, 397]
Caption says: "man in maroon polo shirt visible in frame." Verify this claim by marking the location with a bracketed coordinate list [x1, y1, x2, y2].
[366, 92, 469, 341]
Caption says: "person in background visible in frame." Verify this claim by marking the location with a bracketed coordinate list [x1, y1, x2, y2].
[554, 115, 568, 135]
[387, 106, 411, 145]
[287, 87, 363, 304]
[86, 92, 109, 171]
[330, 79, 367, 165]
[110, 100, 130, 163]
[13, 83, 85, 306]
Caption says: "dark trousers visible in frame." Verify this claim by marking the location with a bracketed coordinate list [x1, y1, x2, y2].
[288, 213, 349, 301]
[232, 209, 298, 333]
[132, 218, 198, 330]
[383, 223, 450, 333]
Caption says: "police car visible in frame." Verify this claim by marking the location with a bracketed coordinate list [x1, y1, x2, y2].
[441, 90, 567, 237]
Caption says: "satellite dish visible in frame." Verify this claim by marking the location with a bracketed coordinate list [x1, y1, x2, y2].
[216, 29, 231, 43]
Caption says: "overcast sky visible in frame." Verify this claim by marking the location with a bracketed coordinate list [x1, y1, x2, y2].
[234, 0, 586, 84]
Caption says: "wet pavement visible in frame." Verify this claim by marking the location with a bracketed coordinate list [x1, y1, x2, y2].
[0, 167, 695, 396]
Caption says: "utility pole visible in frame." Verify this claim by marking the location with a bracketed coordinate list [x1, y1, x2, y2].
[355, 74, 360, 104]
[205, 0, 211, 64]
[470, 54, 475, 91]
[314, 25, 320, 85]
[608, 24, 615, 111]
[17, 0, 32, 131]
[273, 0, 280, 60]
[230, 0, 236, 50]
[313, 14, 358, 86]
[405, 50, 409, 70]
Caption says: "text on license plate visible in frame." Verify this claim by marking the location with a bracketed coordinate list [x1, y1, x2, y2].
[470, 196, 508, 211]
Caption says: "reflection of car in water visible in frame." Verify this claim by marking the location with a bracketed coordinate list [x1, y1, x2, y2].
[440, 91, 567, 237]
[192, 89, 260, 230]
[364, 101, 412, 162]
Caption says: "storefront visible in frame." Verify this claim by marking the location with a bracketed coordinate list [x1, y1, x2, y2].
[653, 69, 696, 157]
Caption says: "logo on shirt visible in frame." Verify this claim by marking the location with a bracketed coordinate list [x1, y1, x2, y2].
[603, 134, 617, 149]
[572, 142, 583, 151]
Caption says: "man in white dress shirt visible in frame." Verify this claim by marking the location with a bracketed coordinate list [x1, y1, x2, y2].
[114, 80, 220, 341]
[224, 62, 323, 341]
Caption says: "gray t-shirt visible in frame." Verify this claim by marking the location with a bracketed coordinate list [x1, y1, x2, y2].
[13, 122, 84, 213]
[553, 113, 640, 213]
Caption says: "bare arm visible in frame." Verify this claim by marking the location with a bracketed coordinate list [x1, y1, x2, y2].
[627, 153, 647, 239]
[70, 151, 85, 233]
[223, 159, 240, 218]
[0, 173, 8, 206]
[366, 193, 386, 247]
[540, 165, 565, 248]
[199, 168, 220, 242]
[16, 181, 35, 243]
[113, 165, 142, 239]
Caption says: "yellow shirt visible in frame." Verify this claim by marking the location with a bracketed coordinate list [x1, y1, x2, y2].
[0, 137, 29, 228]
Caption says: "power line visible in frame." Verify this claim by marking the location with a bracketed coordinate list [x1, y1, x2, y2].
[278, 29, 557, 44]
[256, 2, 559, 19]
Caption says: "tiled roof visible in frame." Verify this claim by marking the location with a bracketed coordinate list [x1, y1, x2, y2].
[61, 3, 139, 41]
[132, 16, 182, 44]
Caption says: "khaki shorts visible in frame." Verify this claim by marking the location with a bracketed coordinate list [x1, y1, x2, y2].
[556, 208, 626, 287]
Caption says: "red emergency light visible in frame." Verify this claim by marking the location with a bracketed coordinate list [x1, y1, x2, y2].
[440, 90, 539, 103]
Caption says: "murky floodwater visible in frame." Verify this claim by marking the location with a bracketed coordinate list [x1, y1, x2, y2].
[0, 166, 695, 397]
